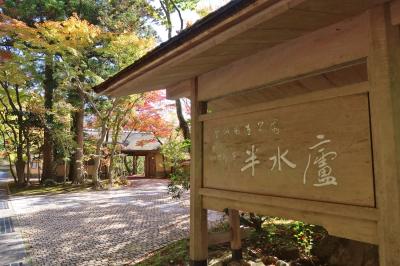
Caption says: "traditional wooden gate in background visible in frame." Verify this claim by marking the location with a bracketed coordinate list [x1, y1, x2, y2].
[94, 1, 400, 265]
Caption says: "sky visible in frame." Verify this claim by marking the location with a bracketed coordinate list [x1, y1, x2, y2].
[153, 0, 230, 42]
[151, 0, 231, 122]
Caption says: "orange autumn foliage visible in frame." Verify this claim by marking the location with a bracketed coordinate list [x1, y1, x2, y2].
[124, 90, 176, 146]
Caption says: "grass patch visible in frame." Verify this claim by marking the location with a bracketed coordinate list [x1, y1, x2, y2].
[134, 239, 190, 266]
[133, 218, 329, 266]
[8, 181, 94, 196]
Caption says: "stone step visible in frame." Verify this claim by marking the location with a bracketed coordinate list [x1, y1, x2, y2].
[0, 233, 27, 265]
[6, 262, 24, 266]
[0, 201, 9, 210]
[0, 217, 14, 234]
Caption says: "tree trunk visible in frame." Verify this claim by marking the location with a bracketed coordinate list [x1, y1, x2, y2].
[160, 0, 173, 39]
[108, 155, 114, 186]
[175, 99, 190, 140]
[92, 153, 102, 189]
[70, 91, 85, 184]
[15, 109, 25, 185]
[108, 117, 123, 187]
[123, 156, 132, 175]
[42, 128, 55, 181]
[0, 129, 17, 183]
[92, 125, 107, 189]
[7, 155, 17, 183]
[68, 153, 76, 182]
[63, 160, 68, 183]
[161, 154, 168, 177]
[42, 56, 56, 182]
[132, 156, 137, 175]
[25, 128, 31, 185]
[15, 145, 25, 185]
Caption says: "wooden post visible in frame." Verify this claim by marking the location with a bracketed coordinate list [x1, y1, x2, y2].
[132, 155, 137, 175]
[190, 77, 208, 265]
[368, 4, 400, 265]
[228, 209, 242, 261]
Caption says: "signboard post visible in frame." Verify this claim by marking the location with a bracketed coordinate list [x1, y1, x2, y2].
[189, 80, 208, 265]
[367, 5, 400, 264]
[189, 5, 400, 265]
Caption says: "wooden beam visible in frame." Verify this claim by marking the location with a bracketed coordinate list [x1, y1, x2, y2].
[200, 188, 378, 222]
[367, 3, 400, 265]
[199, 81, 368, 122]
[198, 12, 369, 101]
[166, 79, 191, 100]
[391, 0, 400, 25]
[189, 78, 208, 265]
[203, 195, 378, 245]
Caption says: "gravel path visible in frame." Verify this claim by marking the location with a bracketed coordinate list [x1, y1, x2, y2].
[10, 179, 223, 265]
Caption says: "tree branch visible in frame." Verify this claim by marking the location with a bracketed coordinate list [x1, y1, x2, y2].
[160, 0, 173, 39]
[0, 81, 18, 112]
[15, 85, 24, 112]
[170, 0, 184, 31]
[0, 103, 18, 142]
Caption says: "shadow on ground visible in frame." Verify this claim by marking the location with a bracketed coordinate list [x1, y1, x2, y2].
[11, 180, 223, 265]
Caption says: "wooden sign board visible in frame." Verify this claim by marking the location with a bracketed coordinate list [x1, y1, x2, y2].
[203, 93, 375, 207]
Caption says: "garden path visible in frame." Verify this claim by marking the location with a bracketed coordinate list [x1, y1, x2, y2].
[0, 168, 29, 266]
[10, 179, 223, 265]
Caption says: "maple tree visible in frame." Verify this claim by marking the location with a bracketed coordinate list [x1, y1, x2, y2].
[1, 0, 157, 185]
[149, 0, 200, 141]
[0, 0, 209, 189]
[125, 90, 175, 143]
[0, 12, 157, 186]
[0, 17, 78, 185]
[102, 91, 175, 184]
[0, 15, 44, 184]
[51, 16, 155, 187]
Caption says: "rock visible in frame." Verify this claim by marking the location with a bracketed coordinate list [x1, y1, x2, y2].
[227, 260, 251, 266]
[261, 255, 278, 265]
[289, 257, 318, 266]
[312, 235, 379, 266]
[208, 259, 224, 266]
[248, 248, 261, 258]
[276, 246, 300, 260]
[209, 253, 231, 266]
[248, 261, 265, 266]
[276, 260, 290, 266]
[209, 261, 223, 266]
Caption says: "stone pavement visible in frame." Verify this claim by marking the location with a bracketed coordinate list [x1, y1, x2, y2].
[10, 179, 224, 265]
[0, 168, 29, 266]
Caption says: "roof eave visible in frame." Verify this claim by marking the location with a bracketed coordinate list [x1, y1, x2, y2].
[92, 0, 279, 95]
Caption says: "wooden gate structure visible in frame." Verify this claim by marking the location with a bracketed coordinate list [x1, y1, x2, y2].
[94, 0, 400, 265]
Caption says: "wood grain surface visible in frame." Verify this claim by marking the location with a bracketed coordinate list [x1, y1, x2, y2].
[203, 93, 374, 207]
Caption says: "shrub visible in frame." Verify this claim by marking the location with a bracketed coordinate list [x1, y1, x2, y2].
[160, 137, 190, 198]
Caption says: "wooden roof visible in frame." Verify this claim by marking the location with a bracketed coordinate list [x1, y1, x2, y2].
[93, 0, 389, 97]
[208, 62, 368, 112]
